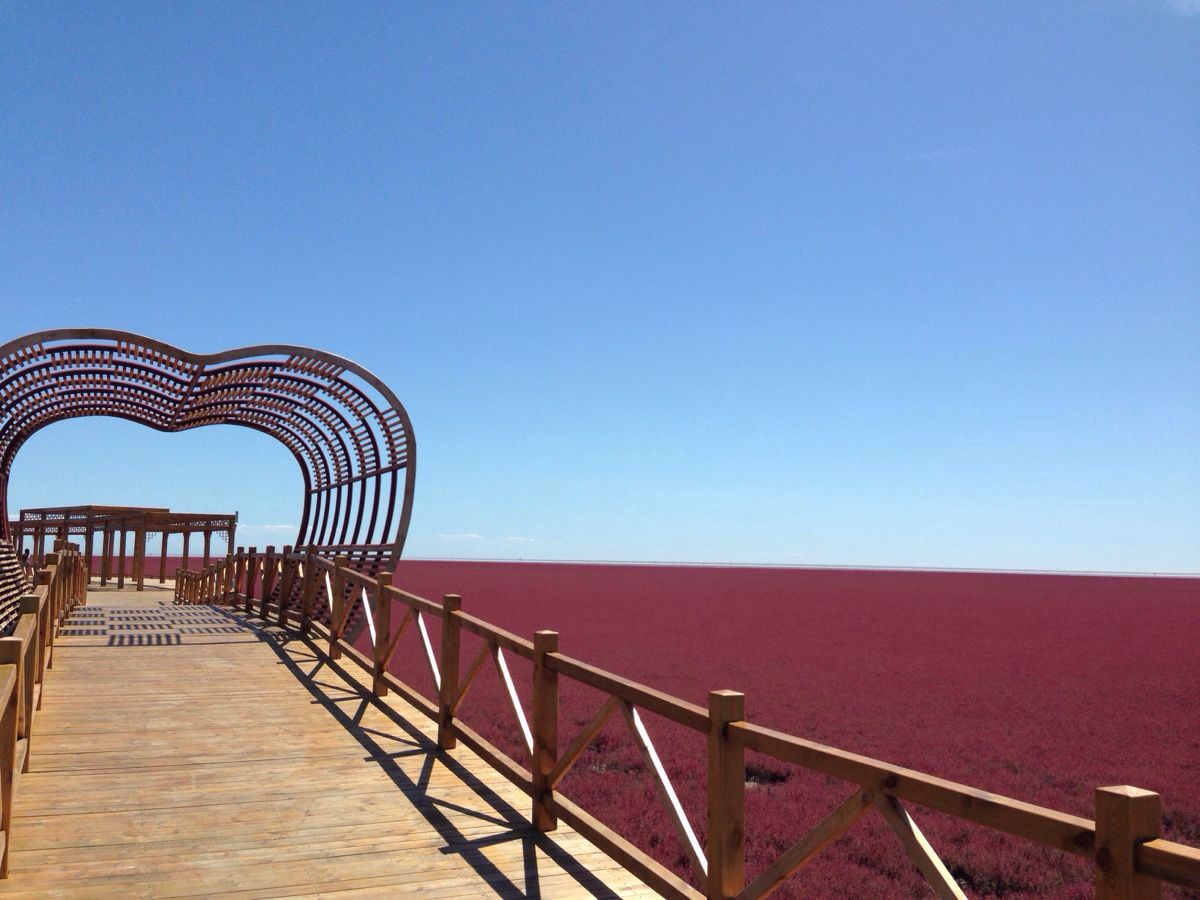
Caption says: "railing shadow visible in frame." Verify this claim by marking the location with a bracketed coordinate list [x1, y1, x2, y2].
[212, 604, 625, 900]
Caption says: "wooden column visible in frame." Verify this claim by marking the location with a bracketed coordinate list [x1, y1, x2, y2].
[203, 530, 212, 570]
[531, 629, 559, 832]
[1095, 786, 1161, 900]
[437, 594, 462, 748]
[708, 689, 747, 899]
[372, 570, 393, 696]
[134, 522, 146, 591]
[117, 529, 127, 589]
[181, 531, 190, 573]
[34, 528, 44, 567]
[243, 547, 257, 614]
[99, 529, 110, 586]
[83, 523, 94, 584]
[159, 530, 169, 584]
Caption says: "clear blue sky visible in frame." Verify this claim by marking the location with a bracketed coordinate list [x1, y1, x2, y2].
[2, 2, 1197, 572]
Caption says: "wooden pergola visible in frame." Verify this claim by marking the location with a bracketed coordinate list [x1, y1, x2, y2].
[0, 329, 417, 573]
[10, 504, 236, 591]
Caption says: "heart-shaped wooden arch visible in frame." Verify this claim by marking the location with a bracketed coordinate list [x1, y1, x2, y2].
[0, 328, 416, 570]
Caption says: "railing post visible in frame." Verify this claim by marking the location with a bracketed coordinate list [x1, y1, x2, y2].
[0, 641, 16, 876]
[259, 545, 276, 620]
[329, 555, 347, 660]
[19, 594, 39, 755]
[708, 689, 746, 899]
[244, 547, 258, 614]
[34, 570, 53, 669]
[221, 553, 233, 604]
[300, 551, 316, 636]
[277, 546, 295, 626]
[438, 594, 462, 750]
[23, 595, 46, 704]
[372, 570, 394, 696]
[532, 629, 559, 832]
[232, 547, 245, 606]
[0, 633, 24, 747]
[1095, 785, 1161, 900]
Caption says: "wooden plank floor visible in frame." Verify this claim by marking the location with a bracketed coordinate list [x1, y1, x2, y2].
[0, 584, 656, 899]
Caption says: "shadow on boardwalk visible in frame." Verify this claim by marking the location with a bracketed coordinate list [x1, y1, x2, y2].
[218, 604, 626, 899]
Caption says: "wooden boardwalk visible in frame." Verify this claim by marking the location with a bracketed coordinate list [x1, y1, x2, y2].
[0, 585, 655, 899]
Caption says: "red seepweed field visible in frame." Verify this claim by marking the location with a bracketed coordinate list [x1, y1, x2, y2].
[369, 560, 1200, 898]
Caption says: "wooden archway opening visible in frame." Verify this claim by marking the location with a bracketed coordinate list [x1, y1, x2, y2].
[0, 329, 416, 575]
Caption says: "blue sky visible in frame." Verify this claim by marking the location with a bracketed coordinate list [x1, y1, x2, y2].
[2, 2, 1197, 572]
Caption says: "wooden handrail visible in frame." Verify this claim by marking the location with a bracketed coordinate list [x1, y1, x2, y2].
[730, 720, 1095, 856]
[548, 652, 709, 732]
[1137, 839, 1200, 890]
[210, 548, 1199, 899]
[0, 544, 85, 878]
[456, 610, 532, 658]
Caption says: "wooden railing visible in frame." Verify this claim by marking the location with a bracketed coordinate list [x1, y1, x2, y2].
[0, 542, 87, 878]
[175, 547, 1200, 899]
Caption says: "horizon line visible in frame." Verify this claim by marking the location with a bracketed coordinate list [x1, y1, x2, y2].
[398, 556, 1200, 579]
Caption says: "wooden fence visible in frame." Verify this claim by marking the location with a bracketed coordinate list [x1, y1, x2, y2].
[0, 542, 87, 878]
[175, 547, 1200, 899]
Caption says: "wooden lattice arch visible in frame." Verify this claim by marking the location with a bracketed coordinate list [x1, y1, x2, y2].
[0, 328, 416, 569]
